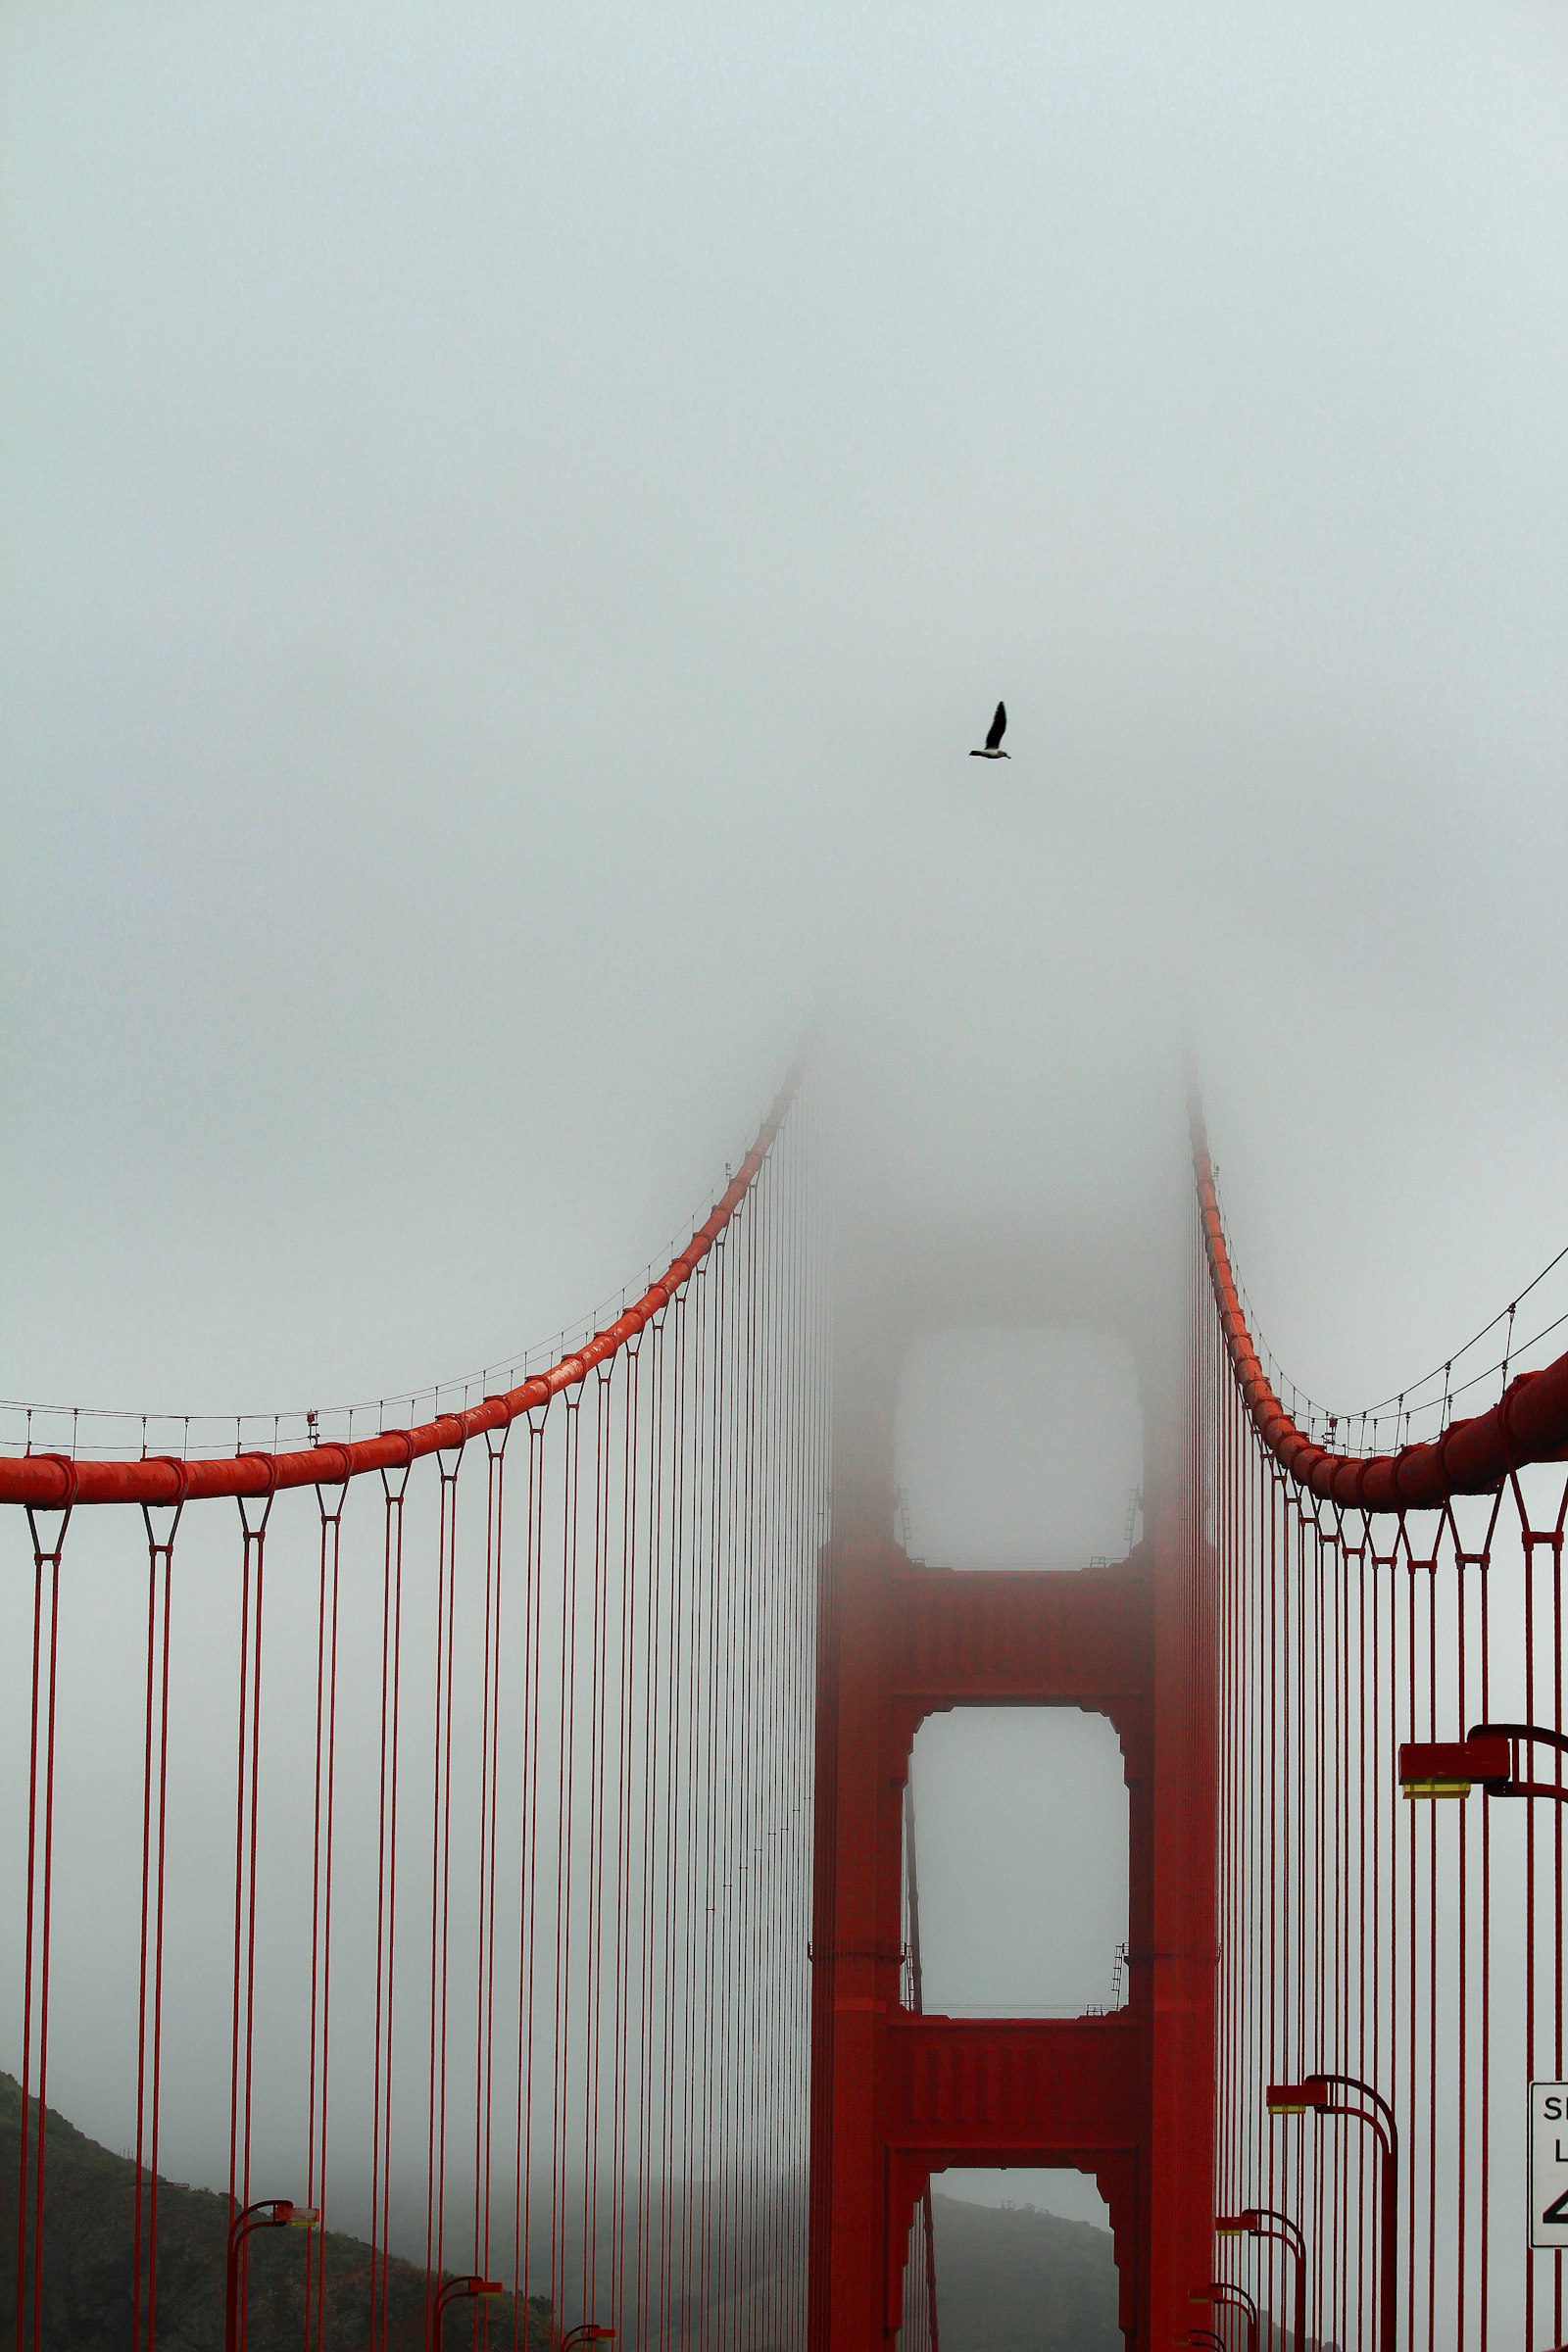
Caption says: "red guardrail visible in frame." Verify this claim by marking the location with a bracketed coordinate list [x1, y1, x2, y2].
[1194, 1110, 1568, 1511]
[0, 1069, 799, 1509]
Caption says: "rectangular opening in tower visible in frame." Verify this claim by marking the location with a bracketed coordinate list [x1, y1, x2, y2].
[897, 2168, 1125, 2351]
[906, 1705, 1129, 2021]
[894, 1329, 1143, 1571]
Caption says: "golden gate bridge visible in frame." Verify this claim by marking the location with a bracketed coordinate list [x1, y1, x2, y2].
[5, 1061, 1568, 2350]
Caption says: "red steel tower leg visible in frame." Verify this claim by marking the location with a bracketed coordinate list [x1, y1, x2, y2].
[808, 1353, 1212, 2350]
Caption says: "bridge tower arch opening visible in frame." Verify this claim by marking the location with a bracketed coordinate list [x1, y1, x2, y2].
[895, 1326, 1145, 1575]
[906, 1704, 1131, 2025]
[913, 2169, 1124, 2350]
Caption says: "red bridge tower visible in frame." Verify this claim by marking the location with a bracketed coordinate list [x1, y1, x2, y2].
[808, 1242, 1215, 2350]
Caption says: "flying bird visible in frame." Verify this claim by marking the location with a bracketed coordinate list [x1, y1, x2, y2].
[970, 701, 1009, 759]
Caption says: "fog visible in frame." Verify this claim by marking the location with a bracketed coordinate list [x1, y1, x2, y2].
[6, 0, 1568, 2252]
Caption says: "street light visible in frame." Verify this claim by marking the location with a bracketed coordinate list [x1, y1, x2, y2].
[559, 2328, 616, 2352]
[224, 2198, 318, 2352]
[1267, 2073, 1396, 2352]
[1400, 1722, 1568, 1801]
[1179, 2330, 1224, 2350]
[1190, 2280, 1258, 2352]
[1215, 2206, 1305, 2352]
[426, 2277, 505, 2349]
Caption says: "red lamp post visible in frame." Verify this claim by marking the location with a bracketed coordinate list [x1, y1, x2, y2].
[1268, 2074, 1396, 2352]
[1400, 1721, 1568, 1802]
[1190, 2279, 1258, 2352]
[1216, 2205, 1306, 2352]
[559, 2328, 616, 2352]
[426, 2277, 504, 2349]
[224, 2198, 318, 2352]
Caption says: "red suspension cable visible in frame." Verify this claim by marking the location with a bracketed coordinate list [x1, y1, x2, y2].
[1194, 1110, 1568, 1507]
[0, 1072, 802, 1509]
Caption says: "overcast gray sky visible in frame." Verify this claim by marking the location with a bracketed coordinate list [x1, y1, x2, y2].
[6, 0, 1568, 1430]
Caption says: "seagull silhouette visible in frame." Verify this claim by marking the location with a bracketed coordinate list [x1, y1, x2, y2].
[969, 701, 1008, 759]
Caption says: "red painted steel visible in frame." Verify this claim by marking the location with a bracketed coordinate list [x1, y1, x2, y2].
[5, 1073, 827, 2352]
[808, 1527, 1213, 2352]
[1215, 2209, 1305, 2352]
[1193, 1110, 1568, 1506]
[48, 1054, 1568, 2348]
[1196, 1107, 1568, 2348]
[0, 1070, 799, 1507]
[1397, 1737, 1512, 1791]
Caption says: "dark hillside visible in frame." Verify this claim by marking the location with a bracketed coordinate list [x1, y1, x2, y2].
[0, 2074, 809, 2351]
[926, 2193, 1333, 2352]
[5, 2078, 1314, 2352]
[0, 2072, 550, 2352]
[928, 2191, 1123, 2351]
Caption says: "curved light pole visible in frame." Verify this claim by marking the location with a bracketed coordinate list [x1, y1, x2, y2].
[1180, 2330, 1225, 2351]
[1216, 2205, 1306, 2352]
[1401, 1721, 1568, 1802]
[426, 2276, 504, 2350]
[559, 2328, 616, 2352]
[1268, 2073, 1396, 2352]
[1190, 2279, 1258, 2352]
[224, 2198, 318, 2352]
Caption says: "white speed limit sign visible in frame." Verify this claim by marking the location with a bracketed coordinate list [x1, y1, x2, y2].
[1531, 2082, 1568, 2247]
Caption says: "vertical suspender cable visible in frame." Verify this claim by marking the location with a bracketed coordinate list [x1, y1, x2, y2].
[132, 1496, 180, 2352]
[17, 1502, 72, 2352]
[513, 1405, 548, 2340]
[304, 1483, 345, 2351]
[228, 1489, 273, 2352]
[371, 1462, 410, 2352]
